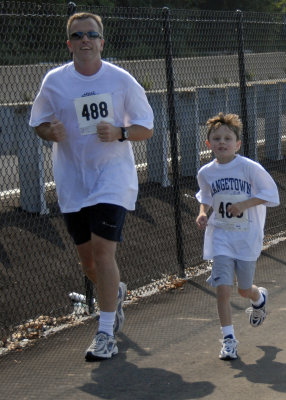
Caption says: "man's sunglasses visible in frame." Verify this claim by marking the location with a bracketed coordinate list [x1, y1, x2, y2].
[70, 31, 103, 40]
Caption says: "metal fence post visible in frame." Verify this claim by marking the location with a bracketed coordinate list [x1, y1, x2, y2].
[66, 0, 95, 312]
[85, 276, 95, 314]
[162, 7, 185, 277]
[67, 1, 76, 16]
[236, 9, 249, 157]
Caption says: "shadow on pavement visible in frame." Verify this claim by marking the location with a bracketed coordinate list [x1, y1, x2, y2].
[79, 333, 216, 400]
[230, 346, 286, 393]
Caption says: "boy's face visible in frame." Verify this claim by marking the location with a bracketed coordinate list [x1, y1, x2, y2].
[206, 125, 241, 164]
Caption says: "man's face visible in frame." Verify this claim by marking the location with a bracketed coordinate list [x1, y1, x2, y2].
[67, 17, 104, 63]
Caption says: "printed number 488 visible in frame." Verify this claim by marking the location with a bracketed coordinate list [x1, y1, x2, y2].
[218, 202, 243, 218]
[82, 102, 108, 121]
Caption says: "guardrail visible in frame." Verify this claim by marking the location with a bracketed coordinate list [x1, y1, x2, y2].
[1, 79, 285, 214]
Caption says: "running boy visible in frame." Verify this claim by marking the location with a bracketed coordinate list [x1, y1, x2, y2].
[195, 112, 279, 360]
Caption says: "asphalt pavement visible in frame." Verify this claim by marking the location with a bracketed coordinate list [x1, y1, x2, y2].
[0, 239, 286, 400]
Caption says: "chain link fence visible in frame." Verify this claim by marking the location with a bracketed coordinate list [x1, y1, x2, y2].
[1, 2, 286, 344]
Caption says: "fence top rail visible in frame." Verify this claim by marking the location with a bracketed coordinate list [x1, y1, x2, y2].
[2, 78, 286, 106]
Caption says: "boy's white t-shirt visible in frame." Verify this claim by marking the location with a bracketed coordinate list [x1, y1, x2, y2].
[29, 61, 154, 213]
[196, 155, 280, 261]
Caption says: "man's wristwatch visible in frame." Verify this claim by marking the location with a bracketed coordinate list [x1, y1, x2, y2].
[119, 127, 129, 142]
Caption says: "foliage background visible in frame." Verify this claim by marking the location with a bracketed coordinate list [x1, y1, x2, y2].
[3, 0, 286, 12]
[2, 0, 286, 65]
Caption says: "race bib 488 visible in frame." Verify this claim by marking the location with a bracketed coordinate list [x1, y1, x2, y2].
[74, 93, 115, 135]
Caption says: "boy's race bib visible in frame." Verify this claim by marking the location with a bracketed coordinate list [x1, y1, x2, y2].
[74, 93, 115, 135]
[213, 193, 249, 231]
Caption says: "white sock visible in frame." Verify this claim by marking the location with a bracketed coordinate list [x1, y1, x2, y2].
[252, 292, 264, 307]
[221, 325, 235, 339]
[98, 311, 116, 336]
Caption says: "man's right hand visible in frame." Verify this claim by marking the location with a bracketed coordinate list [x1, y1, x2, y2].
[35, 119, 66, 142]
[49, 120, 66, 142]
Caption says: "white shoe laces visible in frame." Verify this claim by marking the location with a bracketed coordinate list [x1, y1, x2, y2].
[245, 306, 266, 318]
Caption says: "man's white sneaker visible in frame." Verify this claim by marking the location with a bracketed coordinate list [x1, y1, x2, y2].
[219, 337, 238, 360]
[85, 332, 118, 361]
[114, 282, 127, 334]
[246, 287, 268, 327]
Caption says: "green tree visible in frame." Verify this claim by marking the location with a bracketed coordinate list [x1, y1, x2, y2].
[193, 0, 277, 12]
[8, 0, 280, 12]
[275, 0, 286, 12]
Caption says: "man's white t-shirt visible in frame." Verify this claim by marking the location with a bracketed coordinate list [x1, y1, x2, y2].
[196, 155, 280, 261]
[29, 61, 154, 213]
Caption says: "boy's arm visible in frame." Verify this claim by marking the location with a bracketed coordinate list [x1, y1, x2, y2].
[227, 197, 267, 217]
[196, 203, 211, 230]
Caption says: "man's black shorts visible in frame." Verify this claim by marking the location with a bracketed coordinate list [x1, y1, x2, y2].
[63, 203, 127, 245]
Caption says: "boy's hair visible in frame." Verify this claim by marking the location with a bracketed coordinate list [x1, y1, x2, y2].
[206, 112, 242, 141]
[67, 12, 103, 38]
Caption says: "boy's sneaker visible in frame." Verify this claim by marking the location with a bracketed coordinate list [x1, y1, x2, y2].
[85, 332, 118, 361]
[114, 282, 127, 334]
[246, 287, 268, 327]
[219, 337, 238, 360]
